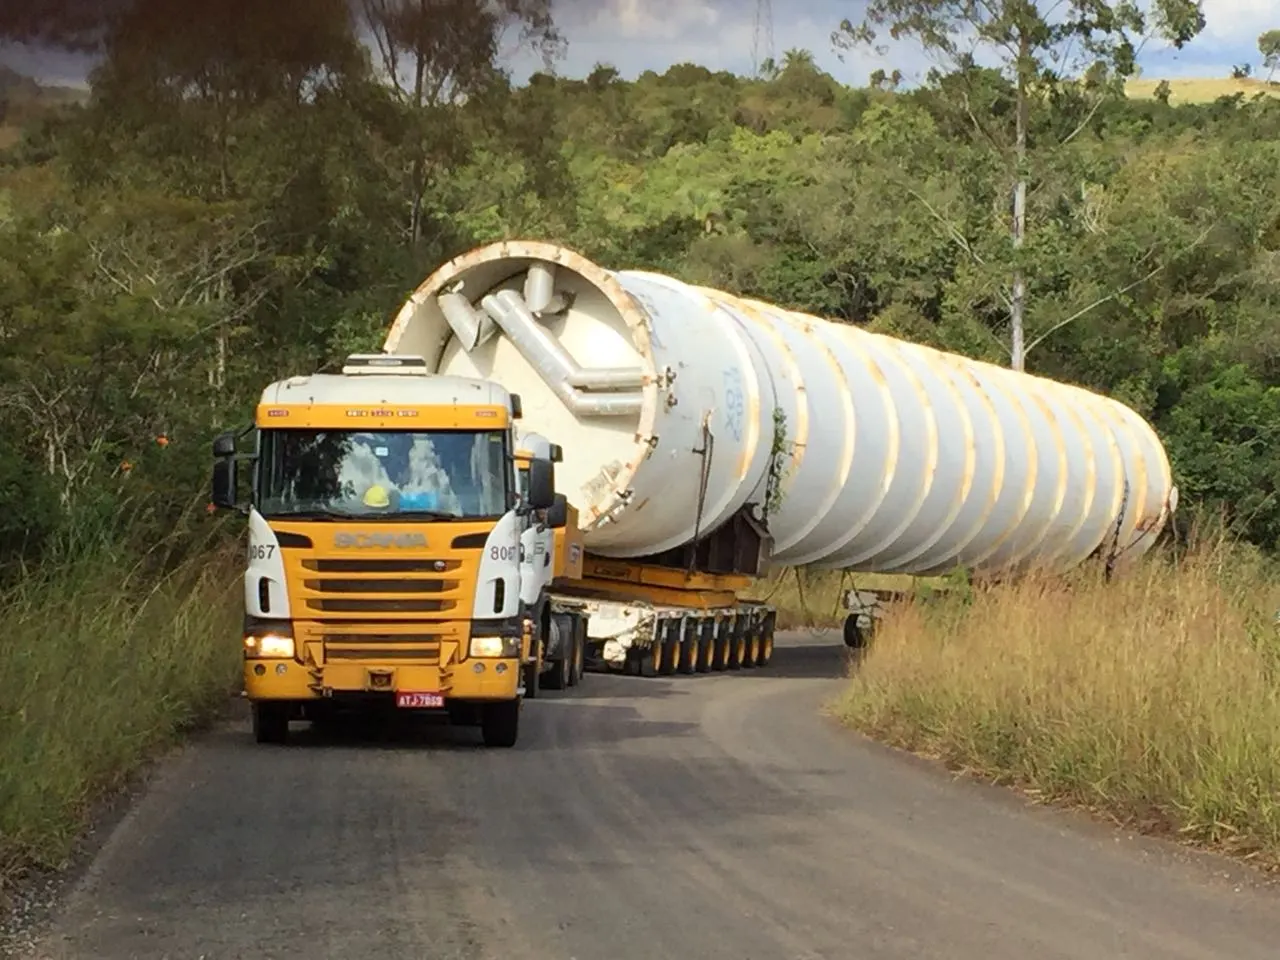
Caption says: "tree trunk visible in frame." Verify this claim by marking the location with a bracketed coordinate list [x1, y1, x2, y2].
[1011, 180, 1026, 371]
[1009, 33, 1030, 372]
[408, 6, 427, 249]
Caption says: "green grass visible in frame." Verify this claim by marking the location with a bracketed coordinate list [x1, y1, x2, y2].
[833, 534, 1280, 866]
[0, 541, 241, 895]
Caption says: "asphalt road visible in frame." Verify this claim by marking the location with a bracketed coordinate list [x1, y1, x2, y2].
[21, 631, 1280, 960]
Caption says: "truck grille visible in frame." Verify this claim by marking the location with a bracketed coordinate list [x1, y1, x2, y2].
[299, 558, 462, 616]
[322, 632, 443, 664]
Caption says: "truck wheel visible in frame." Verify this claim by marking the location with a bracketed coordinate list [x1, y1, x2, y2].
[543, 651, 570, 690]
[481, 700, 520, 747]
[252, 702, 289, 745]
[521, 658, 539, 699]
[567, 630, 585, 687]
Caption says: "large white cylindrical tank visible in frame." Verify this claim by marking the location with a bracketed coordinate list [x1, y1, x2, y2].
[382, 240, 1177, 577]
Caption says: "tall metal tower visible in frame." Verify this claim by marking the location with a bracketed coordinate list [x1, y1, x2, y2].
[751, 0, 774, 77]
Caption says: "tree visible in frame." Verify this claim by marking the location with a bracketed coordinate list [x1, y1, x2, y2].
[833, 0, 1206, 370]
[357, 0, 565, 249]
[1260, 29, 1280, 83]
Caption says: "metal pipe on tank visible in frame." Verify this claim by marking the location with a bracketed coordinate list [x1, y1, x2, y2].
[475, 289, 645, 417]
[438, 291, 494, 350]
[385, 240, 1177, 577]
[523, 262, 567, 316]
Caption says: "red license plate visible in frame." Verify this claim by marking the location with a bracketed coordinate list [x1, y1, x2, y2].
[395, 692, 444, 709]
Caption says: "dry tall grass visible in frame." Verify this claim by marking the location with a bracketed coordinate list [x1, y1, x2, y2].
[835, 536, 1280, 864]
[0, 542, 241, 895]
[1125, 76, 1280, 105]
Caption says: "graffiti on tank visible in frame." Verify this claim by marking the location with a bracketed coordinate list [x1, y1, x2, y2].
[630, 289, 665, 348]
[722, 367, 744, 443]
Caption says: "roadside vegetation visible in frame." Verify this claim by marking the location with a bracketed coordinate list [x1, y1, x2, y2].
[0, 502, 241, 897]
[835, 529, 1280, 866]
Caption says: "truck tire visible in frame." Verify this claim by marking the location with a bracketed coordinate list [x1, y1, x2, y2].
[567, 628, 585, 687]
[252, 702, 289, 745]
[522, 658, 540, 698]
[543, 650, 570, 690]
[481, 700, 520, 747]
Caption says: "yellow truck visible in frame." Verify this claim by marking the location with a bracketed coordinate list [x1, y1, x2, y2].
[211, 353, 588, 748]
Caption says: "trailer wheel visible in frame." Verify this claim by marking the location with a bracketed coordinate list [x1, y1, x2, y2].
[757, 632, 773, 667]
[696, 620, 715, 673]
[756, 613, 776, 667]
[843, 613, 868, 649]
[711, 619, 732, 670]
[677, 621, 698, 674]
[482, 700, 520, 747]
[640, 636, 663, 677]
[567, 626, 585, 687]
[252, 702, 289, 745]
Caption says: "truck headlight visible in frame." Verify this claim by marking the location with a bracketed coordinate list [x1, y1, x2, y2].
[244, 633, 295, 659]
[469, 635, 519, 658]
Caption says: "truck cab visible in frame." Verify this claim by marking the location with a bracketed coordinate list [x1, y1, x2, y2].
[210, 353, 570, 748]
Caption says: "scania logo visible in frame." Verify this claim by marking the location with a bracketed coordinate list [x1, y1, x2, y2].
[334, 532, 427, 549]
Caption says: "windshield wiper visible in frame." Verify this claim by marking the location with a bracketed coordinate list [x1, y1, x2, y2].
[265, 508, 473, 522]
[264, 510, 339, 521]
[385, 510, 466, 521]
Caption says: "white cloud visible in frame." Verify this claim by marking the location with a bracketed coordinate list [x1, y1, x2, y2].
[506, 0, 916, 83]
[2, 0, 1270, 89]
[1199, 0, 1276, 46]
[583, 0, 724, 39]
[502, 0, 1268, 85]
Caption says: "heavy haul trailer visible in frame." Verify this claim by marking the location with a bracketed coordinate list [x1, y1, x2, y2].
[211, 354, 590, 748]
[382, 240, 1179, 671]
[514, 436, 778, 677]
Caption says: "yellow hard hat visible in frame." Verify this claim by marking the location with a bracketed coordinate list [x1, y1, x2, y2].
[363, 484, 390, 508]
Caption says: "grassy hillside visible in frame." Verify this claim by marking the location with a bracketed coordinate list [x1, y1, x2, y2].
[1125, 76, 1280, 104]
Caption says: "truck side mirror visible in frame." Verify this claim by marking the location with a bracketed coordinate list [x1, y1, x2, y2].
[526, 457, 555, 510]
[212, 458, 238, 510]
[212, 431, 237, 458]
[547, 493, 568, 529]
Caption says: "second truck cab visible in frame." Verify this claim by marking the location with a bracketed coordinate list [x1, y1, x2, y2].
[211, 353, 573, 748]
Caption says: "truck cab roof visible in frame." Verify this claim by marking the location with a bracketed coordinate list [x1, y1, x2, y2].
[258, 371, 512, 410]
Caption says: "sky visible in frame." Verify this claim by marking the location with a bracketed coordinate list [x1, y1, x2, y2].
[1, 0, 1275, 90]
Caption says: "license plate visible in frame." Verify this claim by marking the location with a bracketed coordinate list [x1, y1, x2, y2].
[395, 692, 443, 709]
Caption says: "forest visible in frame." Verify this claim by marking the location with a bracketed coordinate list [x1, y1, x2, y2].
[3, 0, 1280, 896]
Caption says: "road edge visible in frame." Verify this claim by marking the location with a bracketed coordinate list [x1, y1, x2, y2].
[0, 694, 243, 957]
[816, 689, 1280, 896]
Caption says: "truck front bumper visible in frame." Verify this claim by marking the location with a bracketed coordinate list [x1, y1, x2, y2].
[243, 657, 523, 703]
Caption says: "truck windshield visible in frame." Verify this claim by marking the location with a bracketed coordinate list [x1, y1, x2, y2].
[257, 428, 510, 520]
